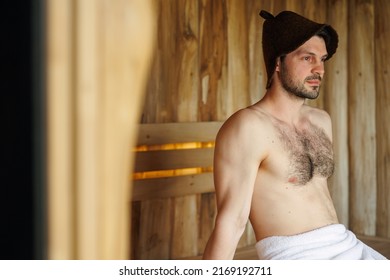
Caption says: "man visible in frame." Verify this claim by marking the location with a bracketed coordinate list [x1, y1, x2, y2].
[202, 10, 386, 260]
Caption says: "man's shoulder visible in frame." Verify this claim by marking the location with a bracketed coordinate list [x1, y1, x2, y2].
[215, 107, 273, 145]
[303, 105, 331, 124]
[216, 107, 271, 159]
[302, 105, 332, 137]
[221, 107, 272, 132]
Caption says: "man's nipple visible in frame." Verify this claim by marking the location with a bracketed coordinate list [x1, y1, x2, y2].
[288, 176, 298, 184]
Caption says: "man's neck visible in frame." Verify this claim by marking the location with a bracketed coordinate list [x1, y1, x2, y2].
[259, 86, 306, 124]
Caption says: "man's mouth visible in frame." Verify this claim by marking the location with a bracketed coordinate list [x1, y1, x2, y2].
[305, 76, 321, 86]
[306, 79, 320, 86]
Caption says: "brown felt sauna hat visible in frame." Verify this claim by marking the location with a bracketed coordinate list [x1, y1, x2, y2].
[259, 10, 338, 88]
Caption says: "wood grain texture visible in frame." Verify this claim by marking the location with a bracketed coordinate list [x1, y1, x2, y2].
[199, 0, 227, 121]
[197, 192, 217, 254]
[136, 199, 172, 259]
[224, 0, 250, 116]
[164, 1, 199, 259]
[247, 0, 269, 102]
[133, 173, 214, 201]
[134, 148, 214, 172]
[136, 122, 223, 145]
[46, 0, 75, 260]
[171, 196, 199, 258]
[375, 0, 390, 238]
[348, 0, 377, 236]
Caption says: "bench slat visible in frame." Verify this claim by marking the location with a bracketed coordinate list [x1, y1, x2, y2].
[134, 148, 214, 172]
[132, 173, 214, 201]
[137, 122, 223, 145]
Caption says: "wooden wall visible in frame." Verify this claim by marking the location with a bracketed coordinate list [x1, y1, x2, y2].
[132, 0, 390, 259]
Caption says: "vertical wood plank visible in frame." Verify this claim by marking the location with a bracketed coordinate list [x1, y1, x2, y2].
[247, 0, 269, 103]
[324, 0, 349, 227]
[270, 0, 287, 14]
[138, 199, 172, 259]
[170, 0, 199, 258]
[171, 196, 198, 258]
[130, 201, 141, 259]
[284, 0, 303, 13]
[143, 0, 175, 123]
[176, 0, 199, 122]
[375, 0, 390, 238]
[224, 0, 250, 117]
[199, 0, 227, 121]
[197, 193, 217, 254]
[74, 0, 101, 259]
[198, 0, 227, 256]
[46, 0, 75, 259]
[348, 0, 377, 236]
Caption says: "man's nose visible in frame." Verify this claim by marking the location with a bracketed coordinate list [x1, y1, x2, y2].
[312, 61, 325, 76]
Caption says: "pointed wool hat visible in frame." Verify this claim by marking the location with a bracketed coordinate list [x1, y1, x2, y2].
[260, 10, 338, 88]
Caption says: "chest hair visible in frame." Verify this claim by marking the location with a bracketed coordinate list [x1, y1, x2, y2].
[276, 122, 334, 185]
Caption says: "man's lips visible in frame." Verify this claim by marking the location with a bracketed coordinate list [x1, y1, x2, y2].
[306, 79, 321, 86]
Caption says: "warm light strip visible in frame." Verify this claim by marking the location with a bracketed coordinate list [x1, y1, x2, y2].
[133, 166, 213, 180]
[134, 141, 215, 152]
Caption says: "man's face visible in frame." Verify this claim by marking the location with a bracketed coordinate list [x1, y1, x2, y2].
[277, 36, 328, 99]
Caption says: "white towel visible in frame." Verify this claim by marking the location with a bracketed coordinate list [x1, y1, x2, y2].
[255, 224, 387, 260]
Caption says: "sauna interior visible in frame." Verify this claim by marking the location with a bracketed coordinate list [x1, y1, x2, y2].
[131, 0, 390, 260]
[5, 0, 390, 260]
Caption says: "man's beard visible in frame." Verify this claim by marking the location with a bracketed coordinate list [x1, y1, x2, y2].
[280, 62, 321, 100]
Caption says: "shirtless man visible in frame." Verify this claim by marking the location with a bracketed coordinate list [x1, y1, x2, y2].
[202, 10, 386, 260]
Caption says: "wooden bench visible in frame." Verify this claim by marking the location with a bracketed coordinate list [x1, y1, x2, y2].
[131, 121, 257, 259]
[132, 121, 223, 201]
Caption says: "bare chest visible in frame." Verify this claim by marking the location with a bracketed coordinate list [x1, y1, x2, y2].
[275, 122, 334, 185]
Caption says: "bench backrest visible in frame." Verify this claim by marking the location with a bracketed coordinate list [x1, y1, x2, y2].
[132, 121, 223, 201]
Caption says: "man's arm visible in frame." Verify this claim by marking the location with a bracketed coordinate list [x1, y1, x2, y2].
[202, 110, 267, 259]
